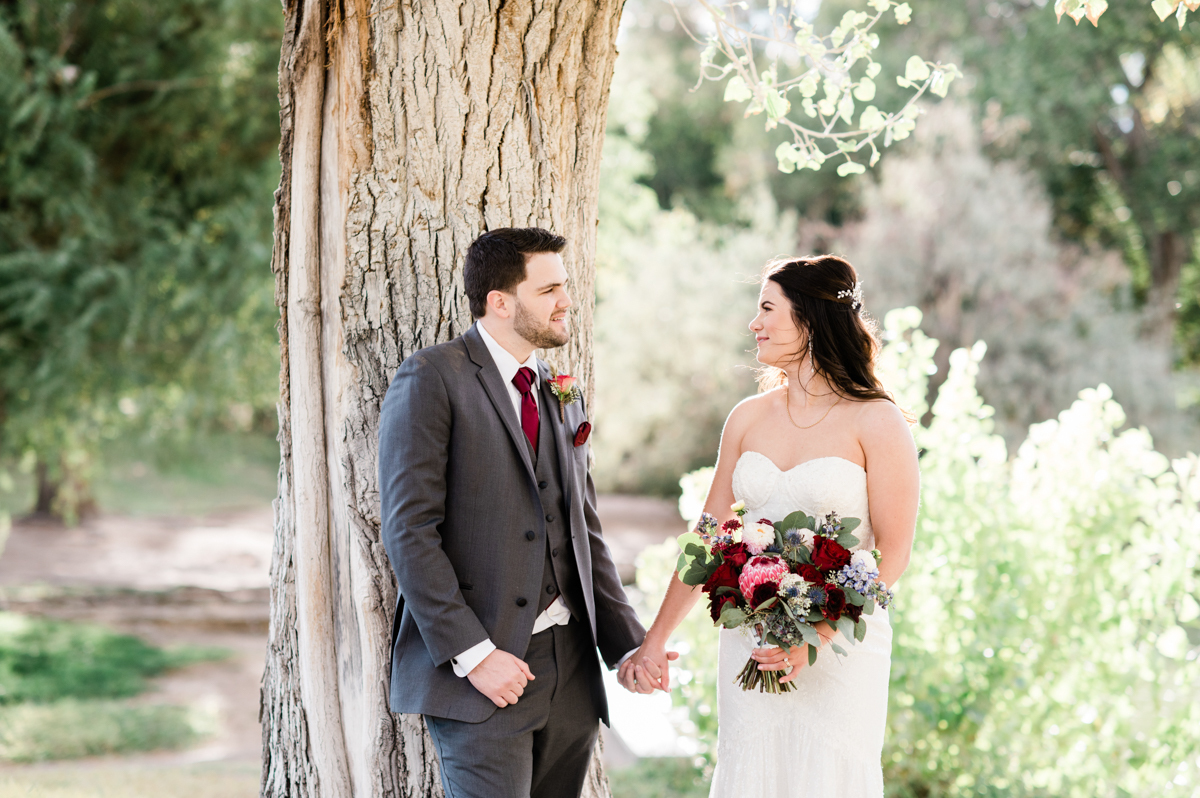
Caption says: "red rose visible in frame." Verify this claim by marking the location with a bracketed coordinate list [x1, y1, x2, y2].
[709, 592, 740, 622]
[793, 563, 823, 584]
[749, 582, 778, 610]
[845, 602, 863, 623]
[822, 585, 847, 620]
[813, 537, 851, 571]
[573, 421, 591, 447]
[703, 561, 739, 594]
[719, 541, 749, 568]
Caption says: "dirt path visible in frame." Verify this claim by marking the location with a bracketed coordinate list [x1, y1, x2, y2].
[0, 494, 682, 782]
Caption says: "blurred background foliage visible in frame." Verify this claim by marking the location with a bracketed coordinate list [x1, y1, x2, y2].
[592, 0, 1200, 495]
[0, 0, 282, 523]
[636, 309, 1200, 796]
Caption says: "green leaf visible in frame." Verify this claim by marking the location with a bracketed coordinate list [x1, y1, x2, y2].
[797, 72, 820, 98]
[868, 0, 889, 11]
[858, 105, 885, 131]
[807, 644, 818, 666]
[836, 532, 861, 548]
[806, 609, 825, 623]
[841, 517, 862, 534]
[904, 56, 930, 82]
[836, 616, 855, 642]
[894, 2, 912, 24]
[865, 62, 882, 79]
[845, 587, 867, 607]
[830, 642, 848, 657]
[853, 78, 876, 102]
[837, 161, 866, 177]
[724, 74, 753, 102]
[796, 546, 813, 565]
[714, 585, 739, 597]
[838, 92, 855, 123]
[862, 600, 875, 616]
[798, 624, 821, 647]
[756, 597, 778, 612]
[777, 510, 812, 533]
[775, 142, 799, 174]
[854, 618, 867, 642]
[763, 88, 791, 121]
[718, 605, 747, 629]
[830, 26, 846, 47]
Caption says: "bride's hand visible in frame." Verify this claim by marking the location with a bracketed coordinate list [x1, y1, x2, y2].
[618, 638, 679, 694]
[753, 627, 835, 684]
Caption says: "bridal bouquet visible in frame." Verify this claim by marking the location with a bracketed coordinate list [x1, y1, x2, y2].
[676, 502, 893, 693]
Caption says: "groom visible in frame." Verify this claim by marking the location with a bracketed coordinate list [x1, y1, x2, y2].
[379, 228, 659, 798]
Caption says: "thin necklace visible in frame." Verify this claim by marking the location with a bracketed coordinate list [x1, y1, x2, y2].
[785, 386, 842, 430]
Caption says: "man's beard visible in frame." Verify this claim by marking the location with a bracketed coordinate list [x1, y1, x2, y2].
[513, 298, 569, 349]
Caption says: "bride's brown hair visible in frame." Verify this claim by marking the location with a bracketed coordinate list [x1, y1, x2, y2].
[757, 255, 894, 407]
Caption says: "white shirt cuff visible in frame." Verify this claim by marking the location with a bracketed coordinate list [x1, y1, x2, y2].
[451, 639, 496, 677]
[617, 648, 639, 668]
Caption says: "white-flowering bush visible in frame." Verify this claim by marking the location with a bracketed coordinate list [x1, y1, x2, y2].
[636, 307, 1200, 796]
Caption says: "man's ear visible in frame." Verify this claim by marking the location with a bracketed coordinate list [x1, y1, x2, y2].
[485, 289, 512, 319]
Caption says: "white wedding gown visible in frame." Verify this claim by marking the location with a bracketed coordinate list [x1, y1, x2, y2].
[708, 451, 893, 798]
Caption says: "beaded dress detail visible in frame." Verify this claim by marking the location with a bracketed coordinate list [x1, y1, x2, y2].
[708, 451, 892, 798]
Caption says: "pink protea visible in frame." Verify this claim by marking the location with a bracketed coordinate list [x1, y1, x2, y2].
[738, 555, 789, 599]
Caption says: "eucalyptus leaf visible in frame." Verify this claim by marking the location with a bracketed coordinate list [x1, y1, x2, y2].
[836, 532, 861, 549]
[862, 600, 875, 616]
[830, 642, 848, 657]
[756, 596, 778, 612]
[718, 605, 747, 629]
[845, 587, 866, 607]
[798, 624, 821, 648]
[841, 517, 862, 534]
[854, 618, 867, 642]
[807, 645, 818, 666]
[837, 616, 855, 642]
[777, 510, 812, 532]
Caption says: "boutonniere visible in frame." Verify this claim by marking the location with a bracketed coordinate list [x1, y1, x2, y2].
[547, 368, 582, 422]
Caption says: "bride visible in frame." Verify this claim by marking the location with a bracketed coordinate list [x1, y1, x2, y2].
[619, 255, 920, 797]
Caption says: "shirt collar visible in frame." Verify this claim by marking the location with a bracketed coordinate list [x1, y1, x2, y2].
[476, 320, 539, 387]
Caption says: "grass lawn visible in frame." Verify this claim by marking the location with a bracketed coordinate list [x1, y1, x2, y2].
[0, 762, 260, 798]
[607, 758, 712, 798]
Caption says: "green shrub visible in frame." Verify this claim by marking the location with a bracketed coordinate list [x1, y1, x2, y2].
[0, 612, 226, 703]
[0, 698, 204, 762]
[637, 308, 1200, 797]
[607, 758, 712, 798]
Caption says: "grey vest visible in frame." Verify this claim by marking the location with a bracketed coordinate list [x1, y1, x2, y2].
[531, 399, 584, 619]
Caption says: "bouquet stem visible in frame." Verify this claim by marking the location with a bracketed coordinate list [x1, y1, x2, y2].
[736, 656, 795, 693]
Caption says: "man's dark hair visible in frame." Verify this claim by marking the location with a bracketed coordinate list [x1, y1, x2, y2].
[463, 227, 567, 318]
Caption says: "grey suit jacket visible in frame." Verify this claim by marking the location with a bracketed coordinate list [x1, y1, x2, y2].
[378, 322, 646, 723]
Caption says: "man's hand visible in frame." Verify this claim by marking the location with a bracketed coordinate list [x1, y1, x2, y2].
[466, 649, 535, 708]
[617, 640, 679, 694]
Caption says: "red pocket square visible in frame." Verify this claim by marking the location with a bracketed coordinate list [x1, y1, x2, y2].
[573, 421, 591, 447]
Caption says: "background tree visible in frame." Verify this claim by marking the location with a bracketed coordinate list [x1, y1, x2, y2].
[0, 0, 282, 521]
[261, 1, 626, 795]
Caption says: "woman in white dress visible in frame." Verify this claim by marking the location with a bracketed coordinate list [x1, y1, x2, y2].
[619, 255, 920, 797]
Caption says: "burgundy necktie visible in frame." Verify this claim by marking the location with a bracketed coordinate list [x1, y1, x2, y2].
[512, 367, 539, 450]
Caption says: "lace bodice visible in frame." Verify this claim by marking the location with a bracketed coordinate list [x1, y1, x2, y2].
[731, 451, 875, 551]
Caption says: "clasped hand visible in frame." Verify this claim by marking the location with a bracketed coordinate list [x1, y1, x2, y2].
[467, 649, 536, 708]
[617, 641, 679, 694]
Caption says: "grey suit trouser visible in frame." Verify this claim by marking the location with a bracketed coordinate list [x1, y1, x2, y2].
[424, 619, 602, 798]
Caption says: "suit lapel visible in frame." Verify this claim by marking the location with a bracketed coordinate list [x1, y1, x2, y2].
[538, 361, 576, 508]
[463, 324, 536, 481]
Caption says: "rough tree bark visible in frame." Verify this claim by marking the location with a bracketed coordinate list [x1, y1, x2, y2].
[261, 1, 626, 796]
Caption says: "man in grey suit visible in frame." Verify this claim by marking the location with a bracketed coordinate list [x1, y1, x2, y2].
[379, 228, 665, 798]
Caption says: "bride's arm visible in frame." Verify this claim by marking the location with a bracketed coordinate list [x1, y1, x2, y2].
[618, 399, 754, 693]
[859, 399, 920, 589]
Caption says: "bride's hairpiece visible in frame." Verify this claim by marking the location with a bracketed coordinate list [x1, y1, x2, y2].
[836, 280, 864, 311]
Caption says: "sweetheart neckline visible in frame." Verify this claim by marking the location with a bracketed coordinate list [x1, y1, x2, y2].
[735, 450, 866, 475]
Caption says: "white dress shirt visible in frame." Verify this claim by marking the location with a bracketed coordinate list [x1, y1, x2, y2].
[450, 321, 572, 677]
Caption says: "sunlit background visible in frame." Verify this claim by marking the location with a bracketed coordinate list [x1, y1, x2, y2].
[0, 0, 1197, 796]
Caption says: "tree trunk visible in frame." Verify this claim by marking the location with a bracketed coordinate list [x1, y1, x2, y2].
[260, 2, 626, 796]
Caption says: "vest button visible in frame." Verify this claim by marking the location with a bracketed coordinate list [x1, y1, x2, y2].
[525, 530, 535, 541]
[552, 548, 559, 557]
[538, 481, 548, 489]
[545, 514, 555, 522]
[546, 585, 555, 595]
[515, 597, 528, 607]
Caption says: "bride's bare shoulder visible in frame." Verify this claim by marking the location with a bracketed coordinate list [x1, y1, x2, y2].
[722, 389, 780, 439]
[850, 397, 915, 447]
